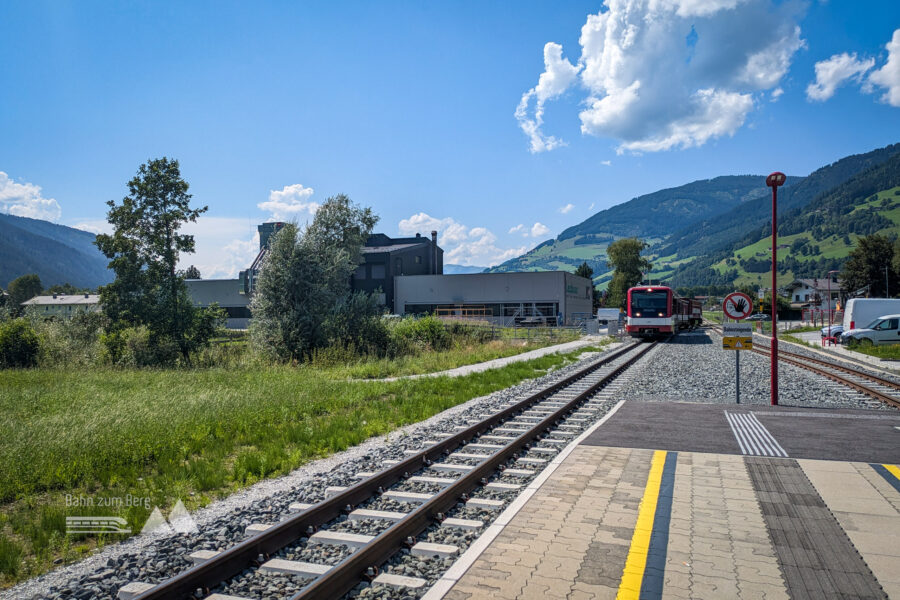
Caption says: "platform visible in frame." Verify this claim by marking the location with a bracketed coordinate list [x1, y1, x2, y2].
[430, 401, 900, 599]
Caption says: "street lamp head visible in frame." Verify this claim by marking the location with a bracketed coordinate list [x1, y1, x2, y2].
[766, 172, 786, 187]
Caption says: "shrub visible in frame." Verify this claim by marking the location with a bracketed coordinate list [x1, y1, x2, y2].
[0, 319, 40, 368]
[27, 311, 107, 368]
[101, 326, 180, 367]
[389, 315, 450, 352]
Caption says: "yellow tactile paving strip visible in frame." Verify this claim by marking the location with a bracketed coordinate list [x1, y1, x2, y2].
[441, 446, 789, 600]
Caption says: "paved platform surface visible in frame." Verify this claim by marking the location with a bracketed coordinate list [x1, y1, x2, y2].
[582, 401, 900, 463]
[436, 402, 900, 599]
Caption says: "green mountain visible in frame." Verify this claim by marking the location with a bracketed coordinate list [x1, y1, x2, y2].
[0, 213, 112, 289]
[488, 142, 900, 291]
[683, 151, 900, 290]
[488, 175, 793, 280]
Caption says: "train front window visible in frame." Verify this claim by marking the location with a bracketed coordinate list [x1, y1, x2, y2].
[631, 292, 668, 316]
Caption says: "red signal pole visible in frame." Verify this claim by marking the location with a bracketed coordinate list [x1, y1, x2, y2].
[766, 172, 786, 406]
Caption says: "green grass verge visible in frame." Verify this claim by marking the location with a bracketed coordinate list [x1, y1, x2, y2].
[0, 340, 606, 586]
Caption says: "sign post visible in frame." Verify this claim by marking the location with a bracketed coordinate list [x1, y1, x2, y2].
[723, 292, 753, 404]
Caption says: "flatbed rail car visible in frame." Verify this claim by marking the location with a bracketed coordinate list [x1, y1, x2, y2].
[626, 285, 702, 339]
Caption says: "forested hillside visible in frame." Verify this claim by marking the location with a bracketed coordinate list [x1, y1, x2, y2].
[487, 142, 900, 291]
[0, 214, 112, 289]
[488, 176, 780, 278]
[673, 152, 900, 289]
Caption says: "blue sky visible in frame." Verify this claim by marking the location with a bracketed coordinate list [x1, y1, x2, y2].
[1, 0, 899, 276]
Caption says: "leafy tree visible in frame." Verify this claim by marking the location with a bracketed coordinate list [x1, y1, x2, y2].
[841, 233, 899, 297]
[185, 265, 201, 279]
[574, 262, 601, 310]
[96, 158, 222, 364]
[250, 195, 379, 361]
[605, 238, 651, 309]
[7, 274, 43, 314]
[574, 262, 593, 280]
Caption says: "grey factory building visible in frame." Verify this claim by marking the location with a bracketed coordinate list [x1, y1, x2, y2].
[394, 271, 594, 325]
[353, 232, 443, 309]
[187, 222, 592, 328]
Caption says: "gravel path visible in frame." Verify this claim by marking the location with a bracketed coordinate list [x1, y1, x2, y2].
[370, 336, 605, 381]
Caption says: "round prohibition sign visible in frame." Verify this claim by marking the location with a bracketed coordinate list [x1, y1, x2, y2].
[723, 292, 753, 320]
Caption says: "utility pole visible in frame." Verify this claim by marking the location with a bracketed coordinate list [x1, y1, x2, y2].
[766, 172, 786, 406]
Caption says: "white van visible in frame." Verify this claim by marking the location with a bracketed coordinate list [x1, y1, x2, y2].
[841, 298, 900, 331]
[596, 308, 622, 325]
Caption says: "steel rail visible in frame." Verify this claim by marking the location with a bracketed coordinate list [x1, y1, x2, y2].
[706, 325, 900, 409]
[290, 341, 657, 600]
[752, 346, 900, 409]
[134, 341, 641, 600]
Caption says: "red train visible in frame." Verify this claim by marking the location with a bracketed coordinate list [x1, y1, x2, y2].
[625, 285, 702, 339]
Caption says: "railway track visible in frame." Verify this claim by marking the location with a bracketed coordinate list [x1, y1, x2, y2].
[706, 324, 900, 409]
[129, 340, 656, 600]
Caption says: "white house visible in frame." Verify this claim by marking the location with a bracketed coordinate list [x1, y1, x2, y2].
[784, 277, 842, 309]
[21, 294, 101, 318]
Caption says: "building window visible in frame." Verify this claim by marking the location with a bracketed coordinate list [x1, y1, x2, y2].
[371, 264, 385, 279]
[354, 265, 366, 280]
[415, 255, 422, 264]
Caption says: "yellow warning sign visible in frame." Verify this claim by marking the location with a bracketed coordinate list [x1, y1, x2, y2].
[723, 336, 753, 350]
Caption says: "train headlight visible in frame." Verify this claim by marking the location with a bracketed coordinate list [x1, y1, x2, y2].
[658, 312, 664, 317]
[635, 312, 641, 317]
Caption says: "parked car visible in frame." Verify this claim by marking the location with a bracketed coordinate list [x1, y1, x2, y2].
[820, 325, 843, 338]
[840, 314, 900, 347]
[745, 313, 771, 321]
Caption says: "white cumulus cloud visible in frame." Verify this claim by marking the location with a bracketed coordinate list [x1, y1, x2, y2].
[0, 171, 62, 221]
[559, 203, 575, 214]
[868, 29, 900, 107]
[531, 222, 551, 237]
[517, 0, 806, 153]
[180, 217, 261, 279]
[515, 42, 581, 153]
[806, 52, 875, 101]
[399, 212, 528, 266]
[257, 184, 319, 221]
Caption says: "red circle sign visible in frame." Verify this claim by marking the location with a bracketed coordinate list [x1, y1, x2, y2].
[723, 292, 753, 320]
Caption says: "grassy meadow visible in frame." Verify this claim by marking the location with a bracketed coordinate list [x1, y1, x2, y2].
[0, 337, 603, 587]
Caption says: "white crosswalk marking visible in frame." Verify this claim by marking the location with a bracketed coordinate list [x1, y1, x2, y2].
[725, 411, 788, 457]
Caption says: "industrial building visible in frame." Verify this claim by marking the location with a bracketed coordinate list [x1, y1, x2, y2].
[394, 271, 594, 325]
[186, 222, 592, 328]
[353, 232, 443, 309]
[185, 278, 251, 329]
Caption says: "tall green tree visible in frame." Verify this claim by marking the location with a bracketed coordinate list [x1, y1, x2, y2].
[185, 265, 201, 279]
[605, 238, 652, 309]
[574, 262, 600, 310]
[250, 194, 379, 361]
[841, 233, 898, 297]
[96, 158, 221, 363]
[7, 274, 43, 314]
